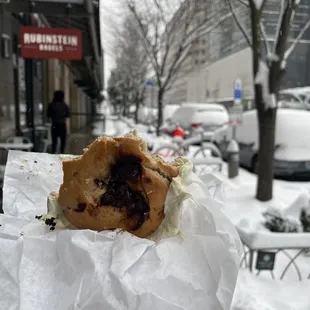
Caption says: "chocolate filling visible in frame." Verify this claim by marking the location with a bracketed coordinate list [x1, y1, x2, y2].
[99, 156, 149, 231]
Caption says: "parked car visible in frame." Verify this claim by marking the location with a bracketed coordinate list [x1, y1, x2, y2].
[213, 109, 310, 179]
[168, 103, 229, 137]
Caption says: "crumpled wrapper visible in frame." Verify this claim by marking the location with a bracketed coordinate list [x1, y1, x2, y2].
[0, 150, 241, 310]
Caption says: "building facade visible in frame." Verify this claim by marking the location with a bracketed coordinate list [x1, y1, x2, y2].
[0, 1, 102, 142]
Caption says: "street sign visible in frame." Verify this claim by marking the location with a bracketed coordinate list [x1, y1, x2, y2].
[234, 79, 242, 105]
[146, 80, 153, 87]
[20, 26, 82, 60]
[255, 251, 276, 271]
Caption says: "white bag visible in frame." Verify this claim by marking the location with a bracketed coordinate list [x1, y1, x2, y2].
[0, 150, 241, 310]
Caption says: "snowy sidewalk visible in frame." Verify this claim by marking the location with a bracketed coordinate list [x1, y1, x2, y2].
[215, 166, 310, 309]
[92, 116, 132, 137]
[232, 269, 310, 310]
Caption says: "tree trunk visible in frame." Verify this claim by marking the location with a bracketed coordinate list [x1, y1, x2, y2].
[156, 89, 164, 136]
[255, 85, 277, 201]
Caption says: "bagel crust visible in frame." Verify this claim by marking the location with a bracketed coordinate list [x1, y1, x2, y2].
[58, 133, 180, 238]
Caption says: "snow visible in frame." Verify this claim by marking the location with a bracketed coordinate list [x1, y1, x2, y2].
[237, 226, 310, 249]
[269, 93, 277, 109]
[227, 140, 239, 153]
[254, 61, 275, 110]
[171, 103, 229, 129]
[267, 53, 279, 62]
[232, 269, 310, 310]
[281, 58, 287, 70]
[164, 104, 180, 121]
[92, 116, 132, 137]
[253, 0, 264, 10]
[215, 163, 310, 225]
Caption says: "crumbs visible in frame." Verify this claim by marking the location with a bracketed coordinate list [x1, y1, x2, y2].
[19, 158, 57, 177]
[35, 215, 57, 231]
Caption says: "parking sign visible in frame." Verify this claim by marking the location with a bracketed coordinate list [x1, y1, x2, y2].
[234, 79, 242, 105]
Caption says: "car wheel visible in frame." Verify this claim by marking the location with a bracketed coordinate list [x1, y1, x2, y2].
[252, 155, 258, 174]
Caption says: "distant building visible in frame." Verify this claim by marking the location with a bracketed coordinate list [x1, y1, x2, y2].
[165, 0, 310, 106]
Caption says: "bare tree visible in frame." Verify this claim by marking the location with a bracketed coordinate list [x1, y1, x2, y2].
[126, 0, 230, 134]
[227, 0, 310, 201]
[110, 14, 150, 121]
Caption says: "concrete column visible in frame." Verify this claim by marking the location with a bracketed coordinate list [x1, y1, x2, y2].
[47, 59, 59, 102]
[69, 76, 80, 131]
[54, 60, 60, 90]
[63, 65, 70, 103]
[42, 60, 49, 124]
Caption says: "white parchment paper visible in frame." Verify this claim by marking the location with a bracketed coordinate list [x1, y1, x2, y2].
[0, 150, 241, 310]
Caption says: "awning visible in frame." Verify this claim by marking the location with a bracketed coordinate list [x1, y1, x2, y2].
[7, 0, 102, 99]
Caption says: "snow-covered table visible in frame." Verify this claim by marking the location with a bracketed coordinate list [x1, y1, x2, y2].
[237, 226, 310, 280]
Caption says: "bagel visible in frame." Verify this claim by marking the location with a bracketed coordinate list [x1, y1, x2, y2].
[58, 131, 181, 238]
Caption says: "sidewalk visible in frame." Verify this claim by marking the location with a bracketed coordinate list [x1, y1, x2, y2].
[66, 130, 95, 155]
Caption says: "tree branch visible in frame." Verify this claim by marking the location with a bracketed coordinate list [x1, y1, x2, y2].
[159, 1, 195, 89]
[283, 18, 310, 61]
[127, 1, 161, 74]
[273, 0, 286, 55]
[237, 0, 249, 7]
[226, 0, 252, 48]
[260, 22, 271, 55]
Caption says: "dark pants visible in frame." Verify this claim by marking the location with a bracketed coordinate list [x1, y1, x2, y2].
[51, 123, 67, 154]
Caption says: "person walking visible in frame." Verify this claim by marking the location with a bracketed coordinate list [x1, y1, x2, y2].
[47, 90, 71, 154]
